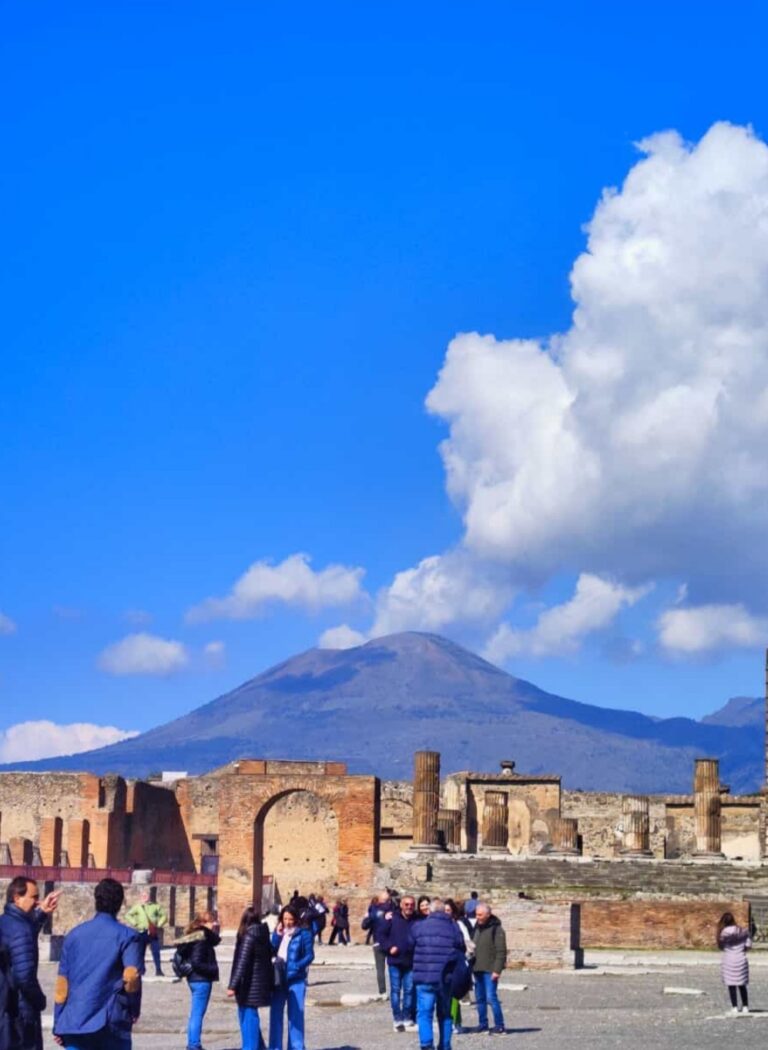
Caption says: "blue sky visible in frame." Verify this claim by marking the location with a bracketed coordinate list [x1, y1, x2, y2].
[4, 1, 768, 757]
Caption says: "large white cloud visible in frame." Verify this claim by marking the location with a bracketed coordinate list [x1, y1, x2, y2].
[401, 122, 768, 653]
[658, 603, 768, 655]
[0, 611, 17, 635]
[187, 553, 365, 622]
[372, 551, 513, 636]
[0, 720, 138, 763]
[98, 632, 190, 675]
[485, 574, 651, 661]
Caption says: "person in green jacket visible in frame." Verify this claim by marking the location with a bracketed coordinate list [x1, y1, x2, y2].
[471, 903, 507, 1033]
[125, 892, 168, 977]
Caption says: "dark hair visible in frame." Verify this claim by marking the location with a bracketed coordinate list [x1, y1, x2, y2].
[470, 891, 478, 900]
[95, 878, 124, 916]
[417, 895, 431, 913]
[237, 905, 262, 941]
[6, 877, 36, 905]
[279, 905, 299, 926]
[717, 911, 737, 949]
[444, 897, 460, 919]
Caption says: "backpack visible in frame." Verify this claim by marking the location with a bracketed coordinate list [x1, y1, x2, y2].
[445, 951, 474, 1001]
[171, 947, 193, 980]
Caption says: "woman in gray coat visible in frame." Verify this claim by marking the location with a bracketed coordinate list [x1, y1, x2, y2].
[717, 912, 751, 1014]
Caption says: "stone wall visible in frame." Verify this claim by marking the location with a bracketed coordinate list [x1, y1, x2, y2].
[581, 900, 749, 949]
[443, 774, 560, 854]
[495, 898, 581, 969]
[562, 791, 667, 858]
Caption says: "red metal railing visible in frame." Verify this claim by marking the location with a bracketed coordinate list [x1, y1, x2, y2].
[0, 865, 215, 887]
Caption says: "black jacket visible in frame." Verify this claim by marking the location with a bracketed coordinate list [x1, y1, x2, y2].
[0, 904, 46, 1017]
[228, 922, 273, 1008]
[378, 911, 417, 968]
[177, 927, 220, 983]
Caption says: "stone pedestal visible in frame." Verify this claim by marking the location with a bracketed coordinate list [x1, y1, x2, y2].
[437, 808, 462, 850]
[694, 758, 723, 858]
[620, 795, 652, 856]
[482, 791, 509, 852]
[412, 750, 441, 852]
[549, 817, 580, 856]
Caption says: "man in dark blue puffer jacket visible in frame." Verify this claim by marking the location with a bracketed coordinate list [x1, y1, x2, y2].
[409, 898, 465, 1050]
[0, 877, 60, 1050]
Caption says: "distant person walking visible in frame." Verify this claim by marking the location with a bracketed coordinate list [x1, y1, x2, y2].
[175, 910, 220, 1050]
[471, 903, 506, 1034]
[312, 896, 328, 944]
[378, 894, 418, 1032]
[328, 899, 349, 945]
[125, 891, 167, 977]
[463, 892, 479, 925]
[269, 906, 314, 1050]
[227, 906, 273, 1050]
[410, 898, 465, 1050]
[364, 890, 393, 995]
[717, 911, 751, 1015]
[0, 876, 59, 1050]
[53, 877, 142, 1050]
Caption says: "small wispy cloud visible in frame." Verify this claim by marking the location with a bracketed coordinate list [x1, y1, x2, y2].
[0, 611, 17, 636]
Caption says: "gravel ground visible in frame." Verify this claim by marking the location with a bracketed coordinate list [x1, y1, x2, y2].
[36, 945, 768, 1049]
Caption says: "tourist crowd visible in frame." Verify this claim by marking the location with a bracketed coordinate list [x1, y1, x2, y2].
[0, 873, 755, 1050]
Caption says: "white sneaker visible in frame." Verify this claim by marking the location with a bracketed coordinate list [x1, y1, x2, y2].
[731, 1006, 740, 1016]
[404, 1021, 418, 1031]
[394, 1021, 405, 1032]
[740, 1006, 750, 1015]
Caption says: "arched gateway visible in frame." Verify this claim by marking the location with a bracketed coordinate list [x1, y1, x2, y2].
[206, 760, 379, 928]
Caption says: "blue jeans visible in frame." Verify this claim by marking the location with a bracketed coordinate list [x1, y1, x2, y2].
[269, 980, 306, 1050]
[140, 932, 163, 975]
[186, 980, 212, 1049]
[63, 1032, 132, 1050]
[239, 1005, 266, 1050]
[388, 963, 414, 1023]
[416, 981, 452, 1050]
[474, 971, 504, 1030]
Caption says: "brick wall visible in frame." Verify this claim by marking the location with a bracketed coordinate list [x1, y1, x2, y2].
[581, 900, 750, 949]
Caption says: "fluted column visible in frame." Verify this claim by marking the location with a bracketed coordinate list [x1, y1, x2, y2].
[437, 808, 462, 850]
[549, 817, 579, 855]
[694, 758, 723, 858]
[482, 791, 509, 852]
[621, 795, 652, 855]
[412, 750, 441, 851]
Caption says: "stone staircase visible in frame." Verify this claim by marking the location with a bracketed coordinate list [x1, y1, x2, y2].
[427, 854, 768, 900]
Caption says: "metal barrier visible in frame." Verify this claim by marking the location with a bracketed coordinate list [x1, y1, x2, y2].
[0, 864, 215, 887]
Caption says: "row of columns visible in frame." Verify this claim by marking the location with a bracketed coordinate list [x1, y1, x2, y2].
[412, 750, 725, 858]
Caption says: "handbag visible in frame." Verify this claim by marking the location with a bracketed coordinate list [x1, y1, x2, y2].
[273, 955, 287, 990]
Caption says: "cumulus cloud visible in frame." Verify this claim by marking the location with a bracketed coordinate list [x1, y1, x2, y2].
[203, 640, 226, 667]
[658, 603, 768, 654]
[0, 611, 17, 635]
[98, 632, 190, 675]
[317, 624, 368, 649]
[485, 574, 651, 661]
[372, 551, 513, 636]
[425, 124, 768, 597]
[187, 553, 366, 623]
[0, 720, 138, 763]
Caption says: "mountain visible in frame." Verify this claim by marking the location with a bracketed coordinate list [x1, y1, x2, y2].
[3, 632, 763, 793]
[701, 695, 763, 729]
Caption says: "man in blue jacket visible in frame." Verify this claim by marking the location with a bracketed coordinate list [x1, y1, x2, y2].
[410, 898, 465, 1050]
[378, 895, 418, 1033]
[53, 878, 142, 1050]
[0, 876, 60, 1050]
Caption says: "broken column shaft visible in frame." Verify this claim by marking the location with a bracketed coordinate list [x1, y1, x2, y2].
[412, 750, 441, 851]
[694, 757, 723, 858]
[482, 790, 509, 852]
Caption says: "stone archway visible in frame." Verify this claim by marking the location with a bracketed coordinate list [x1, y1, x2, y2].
[253, 790, 340, 906]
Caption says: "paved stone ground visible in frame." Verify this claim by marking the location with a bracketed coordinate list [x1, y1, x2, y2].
[37, 945, 768, 1049]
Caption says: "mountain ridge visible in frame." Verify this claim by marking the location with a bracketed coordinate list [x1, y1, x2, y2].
[2, 632, 762, 794]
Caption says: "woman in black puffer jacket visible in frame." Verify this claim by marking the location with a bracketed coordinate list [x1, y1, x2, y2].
[175, 910, 220, 1050]
[227, 907, 273, 1050]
